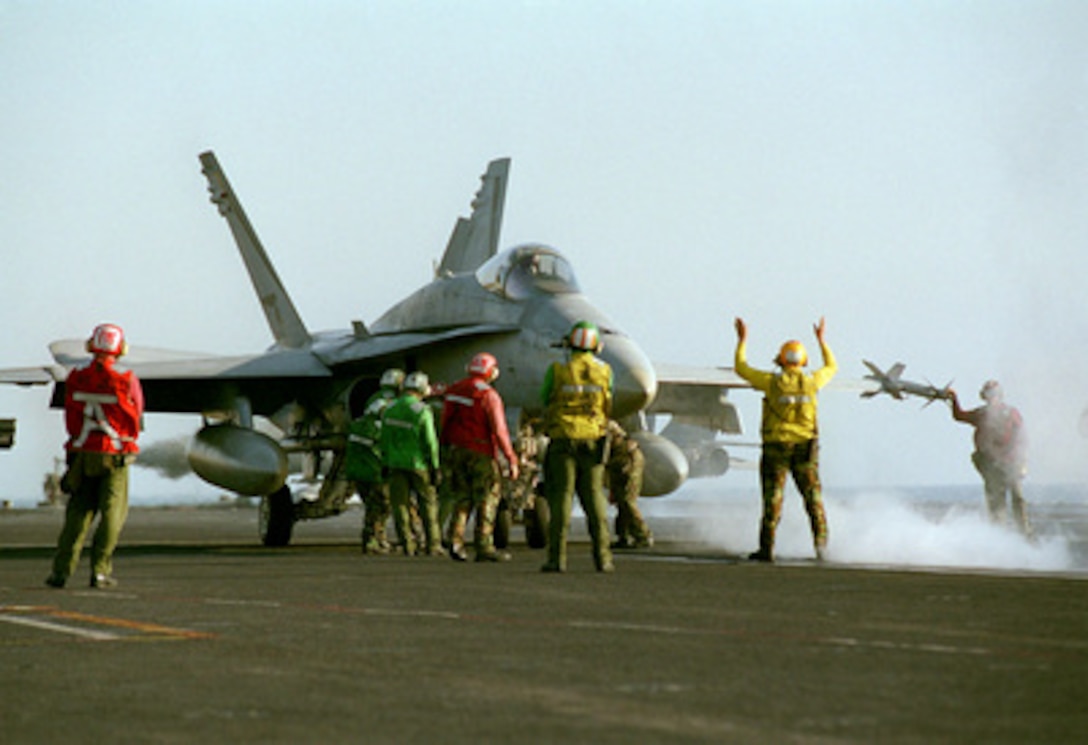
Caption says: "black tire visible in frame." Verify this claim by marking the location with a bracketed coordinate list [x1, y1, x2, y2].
[493, 502, 511, 549]
[525, 500, 549, 549]
[259, 486, 295, 547]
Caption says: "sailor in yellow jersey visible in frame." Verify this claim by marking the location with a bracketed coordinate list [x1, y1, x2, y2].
[734, 316, 837, 562]
[540, 321, 615, 573]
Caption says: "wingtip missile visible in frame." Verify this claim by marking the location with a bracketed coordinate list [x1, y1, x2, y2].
[861, 360, 951, 405]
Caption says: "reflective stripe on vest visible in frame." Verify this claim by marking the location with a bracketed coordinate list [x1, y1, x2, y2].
[71, 391, 132, 450]
[776, 394, 812, 405]
[384, 418, 415, 431]
[559, 384, 604, 394]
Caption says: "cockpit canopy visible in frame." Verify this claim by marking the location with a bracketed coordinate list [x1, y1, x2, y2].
[475, 244, 581, 300]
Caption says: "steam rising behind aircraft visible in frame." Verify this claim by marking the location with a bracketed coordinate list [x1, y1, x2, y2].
[1, 153, 746, 545]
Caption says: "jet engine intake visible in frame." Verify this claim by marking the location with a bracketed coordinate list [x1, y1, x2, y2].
[630, 430, 689, 497]
[684, 444, 730, 478]
[187, 424, 289, 496]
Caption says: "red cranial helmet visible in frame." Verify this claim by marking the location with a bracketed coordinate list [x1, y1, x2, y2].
[86, 323, 127, 357]
[468, 352, 499, 381]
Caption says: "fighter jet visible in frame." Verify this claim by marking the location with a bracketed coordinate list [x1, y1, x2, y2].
[861, 360, 951, 405]
[1, 152, 746, 545]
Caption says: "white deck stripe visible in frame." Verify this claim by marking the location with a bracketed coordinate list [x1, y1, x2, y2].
[0, 614, 121, 641]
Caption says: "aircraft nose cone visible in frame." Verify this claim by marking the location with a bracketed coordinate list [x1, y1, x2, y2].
[607, 338, 658, 418]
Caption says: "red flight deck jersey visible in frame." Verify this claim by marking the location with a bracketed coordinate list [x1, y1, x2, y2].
[440, 375, 516, 466]
[64, 356, 144, 455]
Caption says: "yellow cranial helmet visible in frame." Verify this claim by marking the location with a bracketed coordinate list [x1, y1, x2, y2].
[777, 340, 807, 368]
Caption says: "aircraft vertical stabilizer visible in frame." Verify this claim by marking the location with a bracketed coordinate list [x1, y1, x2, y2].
[436, 157, 509, 276]
[199, 151, 312, 349]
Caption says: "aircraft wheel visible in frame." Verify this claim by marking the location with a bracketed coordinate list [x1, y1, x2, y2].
[259, 486, 295, 547]
[524, 500, 549, 549]
[493, 501, 511, 549]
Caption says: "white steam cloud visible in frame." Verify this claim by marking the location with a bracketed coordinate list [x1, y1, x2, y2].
[646, 482, 1081, 575]
[133, 435, 192, 480]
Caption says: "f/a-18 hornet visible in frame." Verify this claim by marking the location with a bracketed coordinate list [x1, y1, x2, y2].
[1, 152, 747, 545]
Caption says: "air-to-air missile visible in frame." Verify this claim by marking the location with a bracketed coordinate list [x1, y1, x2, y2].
[861, 360, 952, 406]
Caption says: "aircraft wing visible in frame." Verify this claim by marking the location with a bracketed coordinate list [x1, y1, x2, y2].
[47, 339, 237, 367]
[40, 339, 330, 382]
[649, 362, 749, 435]
[17, 322, 524, 416]
[0, 366, 61, 385]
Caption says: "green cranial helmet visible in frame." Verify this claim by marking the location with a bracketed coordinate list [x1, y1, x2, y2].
[403, 371, 430, 395]
[568, 321, 601, 352]
[380, 368, 405, 389]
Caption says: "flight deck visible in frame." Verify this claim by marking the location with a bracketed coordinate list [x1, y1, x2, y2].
[2, 506, 1085, 744]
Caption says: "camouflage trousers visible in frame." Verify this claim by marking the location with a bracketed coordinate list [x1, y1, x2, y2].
[355, 480, 391, 552]
[757, 440, 828, 556]
[441, 446, 502, 554]
[608, 452, 651, 545]
[51, 451, 131, 582]
[972, 451, 1032, 538]
[388, 469, 442, 555]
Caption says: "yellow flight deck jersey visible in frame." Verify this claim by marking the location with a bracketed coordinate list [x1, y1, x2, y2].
[541, 351, 613, 441]
[735, 339, 837, 444]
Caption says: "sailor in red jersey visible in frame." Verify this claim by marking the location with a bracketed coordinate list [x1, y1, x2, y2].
[440, 352, 519, 562]
[46, 323, 143, 589]
[949, 379, 1032, 538]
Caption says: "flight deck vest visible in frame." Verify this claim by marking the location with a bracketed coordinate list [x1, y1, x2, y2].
[976, 403, 1024, 466]
[381, 395, 439, 472]
[345, 388, 397, 482]
[760, 369, 819, 444]
[64, 361, 141, 455]
[545, 354, 611, 441]
[442, 376, 495, 456]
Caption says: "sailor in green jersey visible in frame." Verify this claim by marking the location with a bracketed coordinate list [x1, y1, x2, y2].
[380, 371, 444, 556]
[345, 368, 403, 554]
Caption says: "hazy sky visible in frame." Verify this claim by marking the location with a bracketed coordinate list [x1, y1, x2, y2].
[3, 1, 1088, 505]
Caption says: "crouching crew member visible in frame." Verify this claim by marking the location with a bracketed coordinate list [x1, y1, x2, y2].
[46, 323, 143, 589]
[541, 321, 615, 573]
[606, 420, 653, 549]
[441, 353, 519, 562]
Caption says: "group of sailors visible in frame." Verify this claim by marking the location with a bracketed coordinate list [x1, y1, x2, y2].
[44, 317, 1032, 588]
[345, 320, 653, 572]
[348, 314, 1034, 572]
